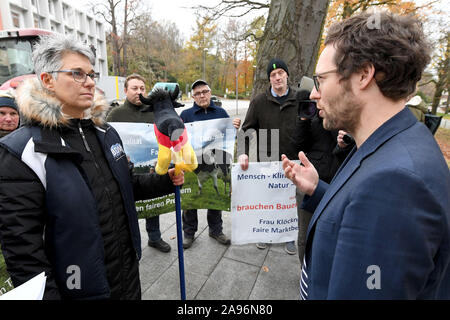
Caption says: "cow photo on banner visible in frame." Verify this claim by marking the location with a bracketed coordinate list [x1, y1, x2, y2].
[111, 118, 237, 218]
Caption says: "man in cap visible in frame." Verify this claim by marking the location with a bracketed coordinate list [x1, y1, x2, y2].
[238, 58, 299, 255]
[180, 79, 241, 249]
[0, 93, 20, 138]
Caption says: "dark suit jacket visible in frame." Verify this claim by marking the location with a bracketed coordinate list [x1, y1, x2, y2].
[302, 107, 450, 299]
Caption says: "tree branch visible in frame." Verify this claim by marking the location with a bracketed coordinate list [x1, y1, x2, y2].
[193, 0, 269, 19]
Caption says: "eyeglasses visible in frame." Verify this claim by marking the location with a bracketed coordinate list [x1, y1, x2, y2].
[192, 89, 211, 97]
[312, 69, 338, 92]
[48, 69, 100, 83]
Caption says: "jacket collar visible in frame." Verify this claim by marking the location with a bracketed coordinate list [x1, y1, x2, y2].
[193, 101, 218, 113]
[270, 87, 289, 97]
[31, 118, 109, 162]
[265, 86, 296, 107]
[306, 107, 418, 238]
[124, 99, 148, 112]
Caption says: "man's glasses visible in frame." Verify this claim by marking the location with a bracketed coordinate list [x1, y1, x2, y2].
[312, 69, 338, 92]
[192, 89, 211, 97]
[48, 70, 100, 83]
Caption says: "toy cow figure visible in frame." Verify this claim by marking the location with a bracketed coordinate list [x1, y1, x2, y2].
[139, 86, 197, 175]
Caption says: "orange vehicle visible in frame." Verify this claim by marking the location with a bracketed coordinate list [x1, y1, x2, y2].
[0, 28, 52, 90]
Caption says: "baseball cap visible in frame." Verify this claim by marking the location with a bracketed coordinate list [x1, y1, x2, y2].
[191, 79, 209, 91]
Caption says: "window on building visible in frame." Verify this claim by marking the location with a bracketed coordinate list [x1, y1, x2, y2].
[97, 40, 103, 58]
[49, 1, 55, 15]
[51, 22, 59, 33]
[88, 17, 96, 35]
[77, 12, 83, 29]
[33, 15, 40, 28]
[11, 12, 21, 28]
[63, 5, 69, 20]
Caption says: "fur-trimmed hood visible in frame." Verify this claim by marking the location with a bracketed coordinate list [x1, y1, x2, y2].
[16, 77, 110, 128]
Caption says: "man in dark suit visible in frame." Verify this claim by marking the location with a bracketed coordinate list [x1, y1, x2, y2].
[282, 12, 450, 299]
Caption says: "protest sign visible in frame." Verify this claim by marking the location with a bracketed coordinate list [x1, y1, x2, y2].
[0, 272, 45, 300]
[0, 246, 13, 295]
[231, 161, 299, 245]
[110, 118, 236, 218]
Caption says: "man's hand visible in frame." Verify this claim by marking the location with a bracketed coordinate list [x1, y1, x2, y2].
[232, 118, 241, 129]
[337, 130, 349, 149]
[238, 154, 249, 171]
[282, 152, 319, 196]
[168, 168, 184, 186]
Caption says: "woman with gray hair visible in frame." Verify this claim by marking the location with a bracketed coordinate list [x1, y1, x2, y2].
[0, 33, 183, 299]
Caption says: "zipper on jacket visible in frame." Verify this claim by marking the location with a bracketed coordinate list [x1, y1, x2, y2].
[78, 122, 92, 153]
[80, 122, 130, 292]
[78, 122, 115, 211]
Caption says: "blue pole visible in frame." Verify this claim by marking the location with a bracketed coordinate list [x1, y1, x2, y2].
[175, 185, 186, 300]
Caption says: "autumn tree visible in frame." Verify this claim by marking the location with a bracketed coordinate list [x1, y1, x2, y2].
[324, 0, 447, 113]
[176, 16, 218, 91]
[125, 13, 184, 87]
[90, 0, 144, 76]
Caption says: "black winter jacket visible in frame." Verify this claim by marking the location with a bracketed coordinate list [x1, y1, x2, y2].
[240, 86, 299, 161]
[0, 78, 174, 299]
[293, 115, 353, 183]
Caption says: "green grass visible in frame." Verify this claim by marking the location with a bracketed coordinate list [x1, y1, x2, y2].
[0, 246, 14, 295]
[181, 171, 231, 211]
[437, 112, 450, 120]
[135, 171, 231, 219]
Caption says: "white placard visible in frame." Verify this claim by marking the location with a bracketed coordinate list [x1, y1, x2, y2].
[231, 161, 299, 245]
[0, 272, 46, 300]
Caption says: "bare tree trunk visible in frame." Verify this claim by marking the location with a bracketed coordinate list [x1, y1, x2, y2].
[122, 0, 128, 76]
[107, 0, 121, 76]
[432, 80, 445, 115]
[445, 91, 449, 114]
[252, 0, 330, 98]
[431, 34, 450, 114]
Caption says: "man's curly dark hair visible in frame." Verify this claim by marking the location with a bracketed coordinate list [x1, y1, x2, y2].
[325, 11, 432, 101]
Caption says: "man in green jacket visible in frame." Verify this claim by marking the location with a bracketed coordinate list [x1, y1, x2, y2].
[107, 74, 170, 253]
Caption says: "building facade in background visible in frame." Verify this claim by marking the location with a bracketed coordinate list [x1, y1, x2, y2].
[0, 0, 108, 75]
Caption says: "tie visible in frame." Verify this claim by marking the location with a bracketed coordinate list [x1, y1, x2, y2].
[300, 256, 308, 300]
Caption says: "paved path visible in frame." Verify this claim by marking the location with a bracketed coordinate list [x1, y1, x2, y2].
[138, 211, 301, 300]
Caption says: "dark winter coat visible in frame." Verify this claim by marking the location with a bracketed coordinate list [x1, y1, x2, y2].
[240, 86, 299, 161]
[106, 99, 155, 123]
[293, 115, 353, 183]
[0, 78, 174, 300]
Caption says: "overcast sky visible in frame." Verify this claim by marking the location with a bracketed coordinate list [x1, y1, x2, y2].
[73, 0, 448, 42]
[74, 0, 263, 41]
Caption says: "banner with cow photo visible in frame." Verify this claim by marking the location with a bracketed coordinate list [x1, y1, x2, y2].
[231, 161, 299, 245]
[110, 118, 236, 218]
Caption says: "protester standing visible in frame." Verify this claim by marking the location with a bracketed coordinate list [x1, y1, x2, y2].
[180, 79, 241, 249]
[0, 34, 183, 299]
[238, 58, 298, 255]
